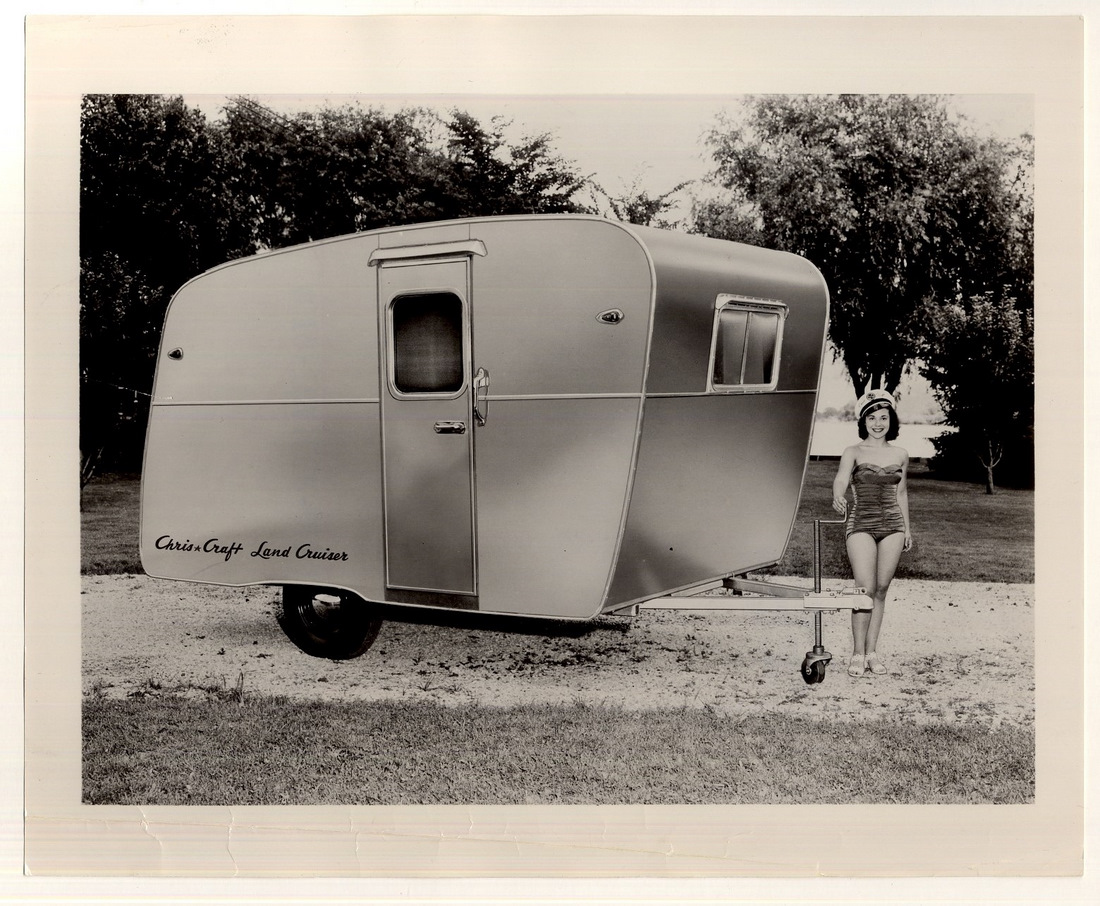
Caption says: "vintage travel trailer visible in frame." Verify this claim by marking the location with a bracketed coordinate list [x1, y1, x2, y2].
[141, 214, 863, 680]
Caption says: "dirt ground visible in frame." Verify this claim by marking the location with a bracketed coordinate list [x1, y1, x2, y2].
[82, 574, 1034, 728]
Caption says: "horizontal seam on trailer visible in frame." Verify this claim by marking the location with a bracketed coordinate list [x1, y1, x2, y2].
[151, 398, 383, 406]
[644, 388, 815, 398]
[151, 390, 816, 405]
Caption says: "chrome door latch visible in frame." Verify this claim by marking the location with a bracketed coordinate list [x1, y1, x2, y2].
[472, 367, 490, 426]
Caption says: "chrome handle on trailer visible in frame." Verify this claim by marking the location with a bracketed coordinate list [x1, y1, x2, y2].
[809, 516, 850, 660]
[434, 421, 467, 435]
[472, 367, 490, 427]
[812, 517, 849, 595]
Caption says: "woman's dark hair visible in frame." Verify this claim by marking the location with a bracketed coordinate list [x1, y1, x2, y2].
[858, 405, 900, 441]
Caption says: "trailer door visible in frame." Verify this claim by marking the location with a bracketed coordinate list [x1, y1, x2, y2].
[378, 256, 478, 607]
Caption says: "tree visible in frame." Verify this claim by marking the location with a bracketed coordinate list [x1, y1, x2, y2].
[79, 253, 161, 487]
[218, 101, 589, 248]
[81, 95, 253, 295]
[219, 98, 450, 247]
[587, 177, 693, 229]
[688, 193, 766, 246]
[919, 131, 1034, 490]
[692, 95, 1026, 399]
[996, 132, 1035, 313]
[80, 95, 254, 486]
[920, 294, 1033, 492]
[436, 111, 588, 219]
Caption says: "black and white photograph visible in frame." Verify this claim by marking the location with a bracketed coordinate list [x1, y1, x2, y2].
[77, 89, 1037, 798]
[17, 8, 1088, 896]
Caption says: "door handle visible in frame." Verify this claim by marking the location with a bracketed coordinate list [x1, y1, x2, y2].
[472, 367, 490, 426]
[434, 421, 467, 435]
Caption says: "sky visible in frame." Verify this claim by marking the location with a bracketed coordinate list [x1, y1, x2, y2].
[190, 91, 1033, 414]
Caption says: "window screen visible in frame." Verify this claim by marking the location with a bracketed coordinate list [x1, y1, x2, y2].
[391, 292, 464, 393]
[711, 301, 783, 389]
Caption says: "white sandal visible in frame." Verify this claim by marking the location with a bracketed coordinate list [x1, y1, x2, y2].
[866, 653, 888, 675]
[847, 654, 866, 677]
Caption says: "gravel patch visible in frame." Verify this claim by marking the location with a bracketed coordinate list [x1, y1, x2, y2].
[82, 575, 1034, 727]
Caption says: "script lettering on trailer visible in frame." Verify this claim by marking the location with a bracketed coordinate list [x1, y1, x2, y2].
[154, 535, 350, 562]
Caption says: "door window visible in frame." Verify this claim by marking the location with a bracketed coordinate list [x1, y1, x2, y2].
[390, 292, 465, 394]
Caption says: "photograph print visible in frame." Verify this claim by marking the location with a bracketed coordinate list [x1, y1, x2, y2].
[79, 90, 1036, 807]
[22, 12, 1084, 883]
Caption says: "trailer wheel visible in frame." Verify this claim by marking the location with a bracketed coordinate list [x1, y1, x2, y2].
[279, 586, 383, 660]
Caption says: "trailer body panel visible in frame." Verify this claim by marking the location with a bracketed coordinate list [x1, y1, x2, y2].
[473, 396, 642, 617]
[152, 236, 381, 404]
[606, 391, 818, 606]
[141, 401, 385, 597]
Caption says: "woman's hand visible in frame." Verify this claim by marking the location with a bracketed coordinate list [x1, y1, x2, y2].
[832, 496, 848, 516]
[903, 532, 913, 552]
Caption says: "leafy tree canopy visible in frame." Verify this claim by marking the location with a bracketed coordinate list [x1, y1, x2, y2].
[586, 177, 694, 229]
[693, 94, 1032, 398]
[921, 294, 1034, 491]
[217, 100, 588, 249]
[440, 110, 588, 219]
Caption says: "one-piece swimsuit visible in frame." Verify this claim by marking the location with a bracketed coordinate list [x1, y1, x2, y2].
[845, 462, 905, 542]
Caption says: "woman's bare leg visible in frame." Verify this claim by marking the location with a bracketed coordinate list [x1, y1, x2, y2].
[845, 533, 879, 656]
[866, 531, 906, 657]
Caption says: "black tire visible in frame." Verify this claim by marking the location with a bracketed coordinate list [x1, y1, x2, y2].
[801, 658, 828, 685]
[279, 586, 383, 660]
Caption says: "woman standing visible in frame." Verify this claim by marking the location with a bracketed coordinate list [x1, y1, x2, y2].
[832, 390, 912, 677]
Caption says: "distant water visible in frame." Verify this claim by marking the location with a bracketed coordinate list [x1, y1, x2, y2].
[811, 418, 952, 459]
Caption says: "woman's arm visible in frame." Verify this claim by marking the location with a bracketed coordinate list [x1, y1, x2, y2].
[832, 446, 856, 515]
[897, 449, 912, 551]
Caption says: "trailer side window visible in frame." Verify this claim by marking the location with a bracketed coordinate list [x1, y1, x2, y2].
[710, 297, 786, 391]
[391, 292, 464, 393]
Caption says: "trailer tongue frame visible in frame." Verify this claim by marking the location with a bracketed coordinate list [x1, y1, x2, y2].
[618, 519, 869, 684]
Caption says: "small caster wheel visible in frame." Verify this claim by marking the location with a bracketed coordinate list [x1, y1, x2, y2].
[800, 654, 830, 685]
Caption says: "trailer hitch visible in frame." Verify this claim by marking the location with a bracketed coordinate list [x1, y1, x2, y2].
[628, 516, 865, 684]
[800, 517, 848, 684]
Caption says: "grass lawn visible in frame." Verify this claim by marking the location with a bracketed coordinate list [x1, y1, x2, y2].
[83, 695, 1034, 805]
[82, 461, 1034, 583]
[775, 460, 1033, 583]
[81, 472, 141, 575]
